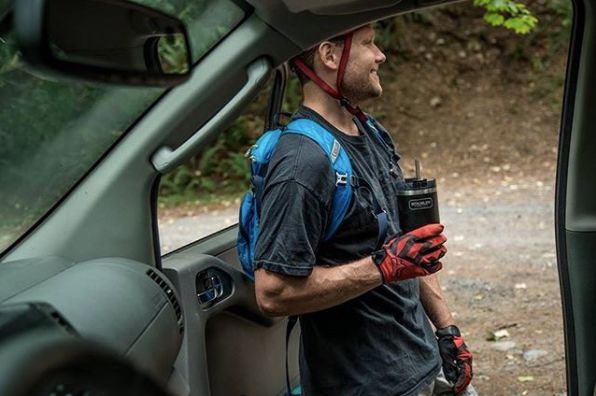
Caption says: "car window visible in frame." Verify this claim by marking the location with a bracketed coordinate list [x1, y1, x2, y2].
[0, 0, 245, 254]
[157, 77, 300, 254]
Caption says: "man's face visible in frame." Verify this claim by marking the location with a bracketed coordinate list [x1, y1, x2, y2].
[341, 25, 387, 104]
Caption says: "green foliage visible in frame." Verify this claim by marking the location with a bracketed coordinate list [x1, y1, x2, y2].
[373, 18, 404, 57]
[549, 0, 573, 28]
[473, 0, 538, 34]
[157, 33, 190, 74]
[282, 75, 302, 114]
[160, 115, 260, 198]
[160, 166, 199, 195]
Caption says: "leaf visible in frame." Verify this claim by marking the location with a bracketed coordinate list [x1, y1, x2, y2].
[504, 15, 538, 34]
[506, 2, 520, 14]
[484, 12, 505, 26]
[474, 0, 539, 35]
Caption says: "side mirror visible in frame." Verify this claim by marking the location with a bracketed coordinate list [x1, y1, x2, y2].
[14, 0, 192, 87]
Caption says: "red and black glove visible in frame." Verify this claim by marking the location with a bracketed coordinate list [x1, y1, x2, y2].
[372, 223, 447, 283]
[436, 325, 473, 395]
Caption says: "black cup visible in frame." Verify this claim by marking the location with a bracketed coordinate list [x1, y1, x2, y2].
[396, 178, 440, 233]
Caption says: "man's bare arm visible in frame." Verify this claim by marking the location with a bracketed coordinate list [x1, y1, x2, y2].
[255, 224, 448, 317]
[419, 273, 455, 329]
[255, 257, 383, 317]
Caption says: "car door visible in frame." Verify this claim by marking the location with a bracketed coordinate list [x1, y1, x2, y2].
[554, 0, 596, 394]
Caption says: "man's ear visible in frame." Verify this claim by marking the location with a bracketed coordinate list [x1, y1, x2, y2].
[316, 41, 341, 71]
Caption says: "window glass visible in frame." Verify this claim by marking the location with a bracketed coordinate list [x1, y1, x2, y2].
[158, 80, 280, 254]
[0, 0, 244, 253]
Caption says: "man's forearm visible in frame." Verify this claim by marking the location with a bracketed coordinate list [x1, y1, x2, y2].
[255, 257, 383, 316]
[419, 273, 455, 329]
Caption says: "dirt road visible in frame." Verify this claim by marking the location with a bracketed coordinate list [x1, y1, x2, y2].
[436, 178, 564, 396]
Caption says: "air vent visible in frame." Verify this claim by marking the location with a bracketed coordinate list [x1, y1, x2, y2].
[48, 309, 77, 335]
[147, 269, 184, 334]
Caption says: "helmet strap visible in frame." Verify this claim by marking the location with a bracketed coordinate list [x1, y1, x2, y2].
[292, 31, 368, 123]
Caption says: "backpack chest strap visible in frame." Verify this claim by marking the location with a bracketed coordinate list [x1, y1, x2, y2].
[349, 175, 389, 249]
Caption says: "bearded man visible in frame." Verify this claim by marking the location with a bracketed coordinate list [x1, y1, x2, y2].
[253, 24, 475, 396]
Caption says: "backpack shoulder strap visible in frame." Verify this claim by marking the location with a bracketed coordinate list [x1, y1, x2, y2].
[282, 118, 353, 241]
[363, 116, 400, 159]
[363, 115, 402, 181]
[248, 128, 283, 165]
[247, 128, 283, 215]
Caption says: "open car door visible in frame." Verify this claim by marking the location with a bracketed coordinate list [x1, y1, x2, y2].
[555, 0, 596, 395]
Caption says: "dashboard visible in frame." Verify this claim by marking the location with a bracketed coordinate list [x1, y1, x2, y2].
[0, 257, 183, 393]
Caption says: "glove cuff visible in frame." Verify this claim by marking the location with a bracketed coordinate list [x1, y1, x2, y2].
[371, 249, 385, 267]
[371, 250, 387, 283]
[436, 324, 461, 338]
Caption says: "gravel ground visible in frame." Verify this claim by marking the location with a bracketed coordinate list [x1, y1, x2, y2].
[159, 208, 237, 253]
[437, 179, 564, 396]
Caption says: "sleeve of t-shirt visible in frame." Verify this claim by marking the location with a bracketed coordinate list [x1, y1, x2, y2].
[253, 134, 335, 277]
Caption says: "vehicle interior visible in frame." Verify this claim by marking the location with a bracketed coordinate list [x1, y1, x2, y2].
[0, 0, 593, 395]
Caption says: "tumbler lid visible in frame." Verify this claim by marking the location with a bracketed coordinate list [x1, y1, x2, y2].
[396, 178, 436, 195]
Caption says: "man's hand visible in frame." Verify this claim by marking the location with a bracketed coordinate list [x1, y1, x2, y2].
[372, 223, 447, 283]
[436, 325, 473, 395]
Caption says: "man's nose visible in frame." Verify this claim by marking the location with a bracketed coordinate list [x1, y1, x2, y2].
[375, 46, 386, 64]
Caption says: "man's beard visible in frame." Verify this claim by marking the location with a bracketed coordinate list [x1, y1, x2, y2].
[341, 72, 382, 104]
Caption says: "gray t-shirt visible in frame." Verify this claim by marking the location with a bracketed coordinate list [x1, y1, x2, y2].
[254, 106, 440, 396]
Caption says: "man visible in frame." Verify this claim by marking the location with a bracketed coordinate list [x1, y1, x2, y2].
[253, 24, 474, 396]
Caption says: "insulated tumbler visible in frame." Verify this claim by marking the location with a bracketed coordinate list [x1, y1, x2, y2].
[396, 160, 440, 233]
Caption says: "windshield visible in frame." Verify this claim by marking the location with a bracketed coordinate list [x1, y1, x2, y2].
[0, 0, 245, 253]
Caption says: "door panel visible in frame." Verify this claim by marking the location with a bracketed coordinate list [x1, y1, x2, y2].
[555, 0, 594, 394]
[206, 311, 299, 396]
[562, 232, 596, 395]
[163, 228, 299, 396]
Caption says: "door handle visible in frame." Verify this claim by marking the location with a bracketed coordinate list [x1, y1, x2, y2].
[151, 57, 271, 173]
[197, 274, 224, 305]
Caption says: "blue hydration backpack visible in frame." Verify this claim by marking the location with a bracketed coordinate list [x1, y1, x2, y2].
[237, 116, 393, 281]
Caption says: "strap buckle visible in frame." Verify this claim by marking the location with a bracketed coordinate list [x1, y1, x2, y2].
[244, 144, 257, 158]
[389, 164, 400, 178]
[339, 97, 351, 108]
[335, 172, 348, 186]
